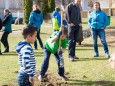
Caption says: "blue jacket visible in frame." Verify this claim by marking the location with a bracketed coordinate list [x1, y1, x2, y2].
[2, 13, 13, 32]
[52, 11, 61, 27]
[88, 10, 109, 29]
[29, 10, 43, 30]
[15, 41, 36, 77]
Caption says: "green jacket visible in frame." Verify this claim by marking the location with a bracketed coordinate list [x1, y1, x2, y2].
[2, 13, 13, 33]
[45, 32, 68, 54]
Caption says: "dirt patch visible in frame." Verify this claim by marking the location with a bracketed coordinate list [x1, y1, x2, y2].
[34, 72, 69, 86]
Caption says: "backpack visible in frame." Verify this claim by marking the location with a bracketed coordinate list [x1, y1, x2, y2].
[0, 18, 3, 30]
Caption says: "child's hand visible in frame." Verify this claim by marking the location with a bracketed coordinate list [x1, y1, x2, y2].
[68, 23, 75, 27]
[57, 31, 62, 37]
[29, 76, 35, 83]
[61, 48, 65, 53]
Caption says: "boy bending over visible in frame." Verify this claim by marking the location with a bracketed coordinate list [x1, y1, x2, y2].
[38, 26, 68, 81]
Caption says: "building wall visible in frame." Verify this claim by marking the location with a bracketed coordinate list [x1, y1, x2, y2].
[0, 0, 22, 20]
[81, 0, 110, 11]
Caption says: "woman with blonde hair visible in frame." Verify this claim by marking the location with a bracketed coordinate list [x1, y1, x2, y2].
[29, 4, 43, 49]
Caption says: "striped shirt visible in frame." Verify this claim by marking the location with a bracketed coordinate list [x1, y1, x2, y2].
[18, 44, 36, 77]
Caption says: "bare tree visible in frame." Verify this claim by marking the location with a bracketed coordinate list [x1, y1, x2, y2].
[88, 1, 94, 10]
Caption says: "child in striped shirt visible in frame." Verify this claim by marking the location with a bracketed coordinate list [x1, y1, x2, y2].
[15, 25, 37, 86]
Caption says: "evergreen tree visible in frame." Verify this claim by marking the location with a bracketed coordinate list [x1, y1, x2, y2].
[48, 0, 55, 12]
[42, 0, 49, 15]
[22, 0, 33, 24]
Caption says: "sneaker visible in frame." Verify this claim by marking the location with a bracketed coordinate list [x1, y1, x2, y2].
[105, 52, 110, 58]
[74, 56, 79, 59]
[41, 46, 44, 49]
[34, 48, 38, 50]
[94, 52, 99, 57]
[69, 57, 74, 61]
[60, 75, 68, 81]
[38, 75, 43, 81]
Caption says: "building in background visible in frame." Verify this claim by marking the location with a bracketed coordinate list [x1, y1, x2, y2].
[0, 0, 22, 20]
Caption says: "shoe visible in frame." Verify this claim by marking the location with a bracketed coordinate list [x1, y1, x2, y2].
[41, 46, 44, 49]
[74, 56, 79, 59]
[34, 48, 38, 50]
[105, 52, 110, 58]
[69, 56, 75, 61]
[60, 75, 68, 81]
[38, 75, 43, 81]
[94, 52, 99, 57]
[69, 57, 74, 61]
[78, 42, 81, 45]
[0, 52, 2, 55]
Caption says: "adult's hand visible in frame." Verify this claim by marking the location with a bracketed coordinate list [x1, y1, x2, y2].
[79, 23, 82, 26]
[68, 23, 75, 27]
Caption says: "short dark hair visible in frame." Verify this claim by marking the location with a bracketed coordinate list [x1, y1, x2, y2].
[55, 7, 61, 12]
[22, 25, 38, 39]
[62, 26, 68, 36]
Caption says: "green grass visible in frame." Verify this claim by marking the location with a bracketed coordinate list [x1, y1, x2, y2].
[0, 21, 115, 86]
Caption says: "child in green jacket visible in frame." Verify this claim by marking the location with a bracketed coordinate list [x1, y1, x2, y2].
[38, 26, 68, 81]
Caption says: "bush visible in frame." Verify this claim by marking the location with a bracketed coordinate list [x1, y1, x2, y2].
[48, 0, 55, 12]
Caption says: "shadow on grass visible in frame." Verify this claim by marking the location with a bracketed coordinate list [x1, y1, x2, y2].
[41, 32, 51, 35]
[76, 48, 93, 50]
[0, 51, 17, 56]
[34, 52, 44, 57]
[0, 51, 44, 57]
[67, 79, 115, 86]
[72, 58, 107, 62]
[76, 44, 112, 47]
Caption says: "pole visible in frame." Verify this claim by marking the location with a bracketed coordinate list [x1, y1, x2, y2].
[17, 11, 20, 25]
[0, 31, 2, 55]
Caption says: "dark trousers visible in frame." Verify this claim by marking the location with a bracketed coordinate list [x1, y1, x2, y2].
[1, 31, 9, 51]
[68, 25, 80, 57]
[40, 47, 64, 76]
[34, 30, 43, 49]
[91, 29, 109, 53]
[17, 70, 32, 86]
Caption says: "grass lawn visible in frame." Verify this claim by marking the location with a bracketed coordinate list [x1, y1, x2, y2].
[0, 18, 115, 86]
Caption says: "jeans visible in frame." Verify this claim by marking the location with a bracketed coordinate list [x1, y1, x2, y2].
[91, 29, 109, 53]
[1, 31, 9, 51]
[40, 47, 64, 76]
[17, 70, 32, 86]
[68, 25, 79, 57]
[34, 29, 43, 49]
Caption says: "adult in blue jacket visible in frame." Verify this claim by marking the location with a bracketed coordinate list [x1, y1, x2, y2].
[1, 9, 13, 53]
[29, 4, 43, 49]
[88, 2, 110, 58]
